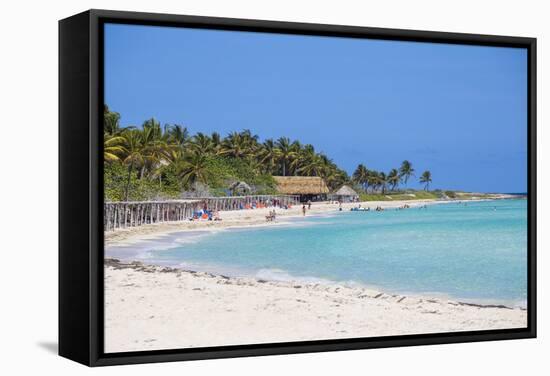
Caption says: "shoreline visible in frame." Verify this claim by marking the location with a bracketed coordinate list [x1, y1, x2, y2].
[104, 195, 525, 309]
[106, 197, 513, 247]
[104, 258, 527, 352]
[106, 258, 524, 310]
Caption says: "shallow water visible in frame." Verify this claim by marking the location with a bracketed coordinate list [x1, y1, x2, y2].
[106, 199, 527, 307]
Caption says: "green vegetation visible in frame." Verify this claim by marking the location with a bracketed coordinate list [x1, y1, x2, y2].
[352, 160, 432, 196]
[399, 160, 415, 186]
[358, 191, 439, 202]
[420, 170, 433, 191]
[104, 104, 453, 202]
[445, 190, 457, 199]
[407, 190, 439, 199]
[103, 106, 349, 201]
[356, 190, 495, 202]
[454, 191, 494, 199]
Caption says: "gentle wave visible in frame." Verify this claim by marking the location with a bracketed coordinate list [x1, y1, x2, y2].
[255, 268, 334, 284]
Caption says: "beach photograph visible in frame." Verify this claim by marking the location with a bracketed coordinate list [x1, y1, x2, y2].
[102, 23, 528, 353]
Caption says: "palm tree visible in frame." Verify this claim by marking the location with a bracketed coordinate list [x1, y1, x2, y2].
[367, 170, 380, 193]
[147, 139, 173, 187]
[387, 168, 400, 191]
[257, 139, 281, 174]
[235, 129, 259, 159]
[139, 118, 168, 179]
[220, 131, 250, 159]
[288, 141, 303, 175]
[176, 153, 213, 187]
[399, 160, 415, 187]
[103, 105, 121, 136]
[276, 137, 296, 176]
[120, 129, 146, 200]
[189, 132, 214, 156]
[142, 118, 162, 140]
[298, 153, 334, 192]
[419, 170, 432, 191]
[104, 134, 126, 162]
[325, 169, 349, 191]
[299, 153, 324, 177]
[240, 129, 259, 147]
[165, 124, 189, 149]
[353, 164, 369, 191]
[317, 154, 337, 186]
[211, 132, 222, 153]
[288, 143, 310, 175]
[377, 172, 388, 194]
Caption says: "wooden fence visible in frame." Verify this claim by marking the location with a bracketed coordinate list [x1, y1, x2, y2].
[104, 195, 300, 232]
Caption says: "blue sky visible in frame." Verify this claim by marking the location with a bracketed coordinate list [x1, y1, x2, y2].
[104, 23, 527, 193]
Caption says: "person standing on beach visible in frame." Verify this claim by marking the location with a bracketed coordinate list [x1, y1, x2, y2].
[307, 200, 312, 210]
[302, 204, 307, 216]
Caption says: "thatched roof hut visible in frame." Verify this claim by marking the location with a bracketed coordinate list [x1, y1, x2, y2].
[330, 185, 359, 202]
[334, 185, 358, 197]
[273, 176, 329, 198]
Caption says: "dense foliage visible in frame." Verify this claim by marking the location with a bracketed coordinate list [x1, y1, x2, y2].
[104, 106, 350, 201]
[104, 105, 434, 202]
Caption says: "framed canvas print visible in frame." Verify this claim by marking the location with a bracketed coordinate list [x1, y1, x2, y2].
[59, 9, 536, 366]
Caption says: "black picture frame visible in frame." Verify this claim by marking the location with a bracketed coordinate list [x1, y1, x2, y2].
[59, 9, 537, 367]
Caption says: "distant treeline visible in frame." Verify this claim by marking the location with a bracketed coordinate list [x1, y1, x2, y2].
[352, 162, 432, 194]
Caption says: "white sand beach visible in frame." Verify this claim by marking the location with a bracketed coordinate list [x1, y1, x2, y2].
[104, 258, 526, 353]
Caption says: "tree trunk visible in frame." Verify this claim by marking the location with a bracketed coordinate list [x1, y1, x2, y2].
[124, 162, 133, 201]
[139, 165, 146, 180]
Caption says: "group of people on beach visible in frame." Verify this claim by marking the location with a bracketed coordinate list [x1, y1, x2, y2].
[189, 209, 222, 221]
[239, 200, 289, 210]
[260, 198, 292, 210]
[269, 198, 292, 209]
[188, 202, 222, 221]
[188, 197, 297, 222]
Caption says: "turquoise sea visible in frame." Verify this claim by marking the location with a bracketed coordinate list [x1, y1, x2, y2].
[106, 199, 527, 307]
